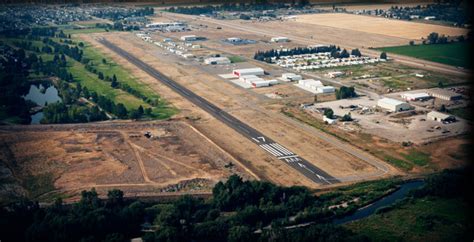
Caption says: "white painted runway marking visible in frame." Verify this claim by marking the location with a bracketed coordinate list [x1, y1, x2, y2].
[256, 136, 266, 142]
[278, 155, 299, 160]
[261, 144, 283, 156]
[260, 144, 281, 157]
[252, 138, 260, 143]
[271, 143, 294, 155]
[269, 143, 292, 155]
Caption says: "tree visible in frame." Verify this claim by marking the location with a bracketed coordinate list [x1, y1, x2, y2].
[409, 40, 415, 46]
[111, 79, 119, 88]
[351, 48, 362, 57]
[102, 58, 107, 64]
[98, 72, 104, 80]
[380, 52, 388, 59]
[228, 226, 252, 242]
[340, 113, 353, 121]
[324, 108, 334, 119]
[439, 104, 447, 112]
[427, 32, 439, 44]
[115, 103, 128, 118]
[107, 189, 124, 206]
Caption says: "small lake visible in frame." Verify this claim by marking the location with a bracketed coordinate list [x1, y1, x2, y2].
[24, 84, 62, 124]
[333, 180, 424, 225]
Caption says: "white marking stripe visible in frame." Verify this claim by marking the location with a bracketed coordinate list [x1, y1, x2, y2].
[278, 155, 299, 159]
[261, 144, 283, 156]
[260, 145, 281, 157]
[272, 143, 294, 155]
[262, 144, 284, 156]
[252, 138, 260, 143]
[269, 143, 293, 155]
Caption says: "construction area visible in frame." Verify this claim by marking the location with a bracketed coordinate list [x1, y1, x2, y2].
[0, 121, 257, 202]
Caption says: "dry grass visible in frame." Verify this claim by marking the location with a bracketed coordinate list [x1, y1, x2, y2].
[295, 13, 468, 40]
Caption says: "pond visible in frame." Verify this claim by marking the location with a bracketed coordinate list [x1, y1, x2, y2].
[24, 83, 62, 124]
[333, 180, 424, 225]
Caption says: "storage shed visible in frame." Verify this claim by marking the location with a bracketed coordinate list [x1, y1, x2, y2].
[377, 98, 412, 112]
[427, 111, 456, 122]
[233, 68, 265, 77]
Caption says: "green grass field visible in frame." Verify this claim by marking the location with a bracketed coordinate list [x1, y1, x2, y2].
[377, 42, 470, 68]
[346, 197, 468, 241]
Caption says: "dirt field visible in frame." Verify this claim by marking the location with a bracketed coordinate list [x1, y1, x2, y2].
[0, 121, 254, 204]
[295, 13, 468, 40]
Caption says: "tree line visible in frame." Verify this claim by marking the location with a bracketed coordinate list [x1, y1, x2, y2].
[166, 2, 309, 16]
[2, 168, 470, 242]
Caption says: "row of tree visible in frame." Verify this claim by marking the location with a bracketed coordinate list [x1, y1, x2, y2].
[254, 46, 362, 63]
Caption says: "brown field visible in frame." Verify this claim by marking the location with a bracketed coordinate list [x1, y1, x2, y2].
[0, 121, 254, 204]
[295, 13, 468, 40]
[318, 2, 433, 10]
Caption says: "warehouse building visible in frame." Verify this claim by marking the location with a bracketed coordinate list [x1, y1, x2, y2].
[180, 35, 197, 41]
[281, 73, 302, 81]
[427, 111, 456, 122]
[271, 37, 290, 43]
[204, 57, 231, 65]
[233, 67, 265, 77]
[377, 98, 413, 112]
[401, 92, 431, 101]
[427, 88, 462, 101]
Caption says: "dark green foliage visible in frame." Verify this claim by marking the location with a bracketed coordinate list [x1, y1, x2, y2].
[324, 108, 334, 119]
[336, 86, 357, 99]
[380, 52, 388, 59]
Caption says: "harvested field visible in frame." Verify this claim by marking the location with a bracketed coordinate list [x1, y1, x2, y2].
[295, 13, 468, 40]
[0, 121, 253, 204]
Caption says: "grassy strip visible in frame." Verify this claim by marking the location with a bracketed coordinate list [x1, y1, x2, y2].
[281, 107, 349, 142]
[346, 197, 468, 241]
[376, 42, 470, 68]
[228, 55, 246, 63]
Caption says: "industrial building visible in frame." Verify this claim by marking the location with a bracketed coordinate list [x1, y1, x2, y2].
[271, 37, 290, 43]
[281, 73, 302, 81]
[296, 79, 335, 94]
[377, 98, 413, 112]
[233, 68, 265, 77]
[427, 88, 462, 101]
[427, 111, 456, 122]
[180, 35, 197, 41]
[204, 57, 231, 65]
[401, 92, 431, 101]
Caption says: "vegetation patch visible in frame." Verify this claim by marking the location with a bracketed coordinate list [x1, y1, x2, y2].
[376, 42, 470, 68]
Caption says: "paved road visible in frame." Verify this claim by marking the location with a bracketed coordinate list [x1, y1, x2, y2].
[98, 38, 339, 185]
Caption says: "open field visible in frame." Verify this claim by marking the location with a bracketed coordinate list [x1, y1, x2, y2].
[318, 2, 433, 11]
[377, 42, 470, 68]
[0, 121, 253, 204]
[346, 197, 468, 241]
[295, 13, 468, 40]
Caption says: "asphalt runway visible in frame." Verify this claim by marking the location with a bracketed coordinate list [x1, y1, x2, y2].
[99, 38, 339, 185]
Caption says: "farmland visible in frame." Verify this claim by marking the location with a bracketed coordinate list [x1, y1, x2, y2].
[295, 13, 468, 40]
[377, 42, 470, 68]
